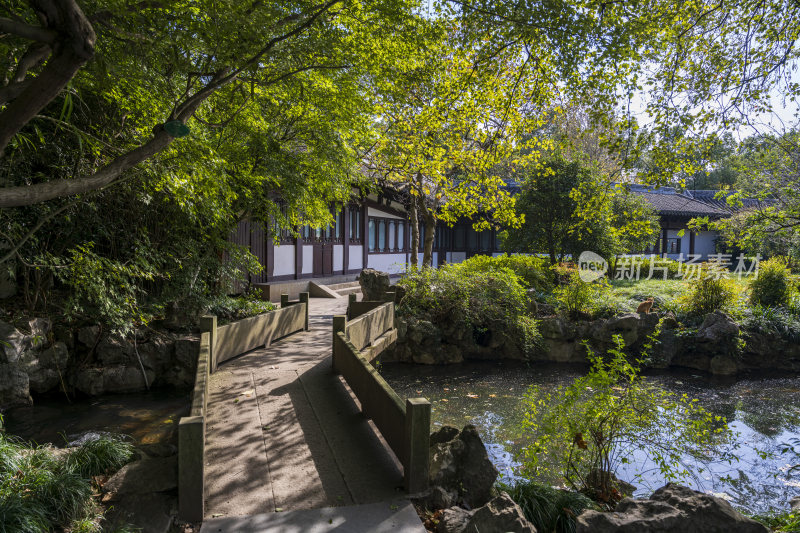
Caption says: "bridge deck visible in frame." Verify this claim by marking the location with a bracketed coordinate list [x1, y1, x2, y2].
[202, 296, 422, 530]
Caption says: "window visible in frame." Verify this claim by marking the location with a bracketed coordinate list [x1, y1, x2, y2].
[419, 223, 425, 252]
[454, 226, 466, 250]
[666, 238, 681, 254]
[334, 210, 342, 240]
[480, 231, 490, 251]
[388, 221, 396, 250]
[368, 219, 376, 251]
[378, 219, 386, 251]
[397, 223, 405, 251]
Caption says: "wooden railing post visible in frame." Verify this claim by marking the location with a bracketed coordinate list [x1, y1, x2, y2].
[332, 315, 347, 373]
[299, 292, 309, 331]
[178, 416, 205, 521]
[404, 397, 431, 493]
[200, 315, 217, 373]
[280, 293, 289, 308]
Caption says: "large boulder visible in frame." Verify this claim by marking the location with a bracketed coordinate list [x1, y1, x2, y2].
[697, 311, 739, 344]
[358, 268, 391, 301]
[0, 320, 28, 363]
[437, 507, 473, 533]
[465, 492, 537, 533]
[429, 425, 498, 509]
[0, 363, 31, 409]
[577, 483, 769, 533]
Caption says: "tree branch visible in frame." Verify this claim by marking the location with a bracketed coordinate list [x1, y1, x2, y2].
[0, 0, 96, 155]
[0, 16, 57, 43]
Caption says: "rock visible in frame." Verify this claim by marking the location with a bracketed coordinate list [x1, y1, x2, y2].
[710, 354, 738, 375]
[426, 485, 457, 510]
[429, 425, 498, 509]
[697, 311, 739, 343]
[0, 320, 28, 363]
[104, 455, 178, 495]
[585, 469, 636, 497]
[27, 318, 51, 349]
[438, 507, 474, 533]
[608, 313, 640, 331]
[576, 483, 769, 533]
[0, 363, 31, 409]
[358, 268, 391, 301]
[96, 335, 134, 366]
[431, 426, 461, 445]
[392, 284, 407, 304]
[138, 442, 178, 458]
[661, 311, 679, 329]
[136, 336, 173, 373]
[790, 495, 800, 512]
[174, 336, 199, 370]
[465, 492, 537, 533]
[103, 492, 175, 533]
[21, 343, 68, 394]
[77, 325, 101, 348]
[74, 365, 155, 395]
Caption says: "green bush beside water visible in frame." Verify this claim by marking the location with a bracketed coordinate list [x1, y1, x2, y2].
[0, 428, 135, 533]
[397, 256, 544, 355]
[499, 480, 596, 533]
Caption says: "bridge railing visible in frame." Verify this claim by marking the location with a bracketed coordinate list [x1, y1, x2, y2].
[332, 301, 430, 493]
[178, 292, 309, 521]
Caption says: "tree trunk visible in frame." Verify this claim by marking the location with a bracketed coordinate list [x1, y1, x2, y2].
[409, 196, 419, 269]
[422, 209, 436, 268]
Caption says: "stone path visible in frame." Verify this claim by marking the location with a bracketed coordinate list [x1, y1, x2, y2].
[201, 296, 424, 532]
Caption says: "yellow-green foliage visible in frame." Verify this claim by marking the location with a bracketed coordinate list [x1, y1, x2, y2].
[457, 254, 553, 292]
[552, 270, 613, 319]
[679, 267, 742, 316]
[749, 256, 797, 308]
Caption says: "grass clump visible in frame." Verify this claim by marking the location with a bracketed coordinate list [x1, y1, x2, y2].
[206, 293, 276, 324]
[499, 481, 596, 533]
[0, 430, 135, 533]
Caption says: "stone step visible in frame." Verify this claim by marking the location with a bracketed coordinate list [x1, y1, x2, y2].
[326, 281, 361, 291]
[200, 500, 425, 533]
[336, 286, 362, 296]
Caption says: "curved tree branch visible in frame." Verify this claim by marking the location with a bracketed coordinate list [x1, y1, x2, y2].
[0, 0, 96, 155]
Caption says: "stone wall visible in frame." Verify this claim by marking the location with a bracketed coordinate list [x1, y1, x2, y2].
[0, 318, 198, 410]
[388, 310, 800, 375]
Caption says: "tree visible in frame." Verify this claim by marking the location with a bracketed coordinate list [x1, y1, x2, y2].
[501, 155, 658, 265]
[365, 15, 556, 267]
[0, 0, 416, 208]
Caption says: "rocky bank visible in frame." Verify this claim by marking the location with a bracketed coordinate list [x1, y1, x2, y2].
[389, 309, 800, 375]
[0, 318, 198, 410]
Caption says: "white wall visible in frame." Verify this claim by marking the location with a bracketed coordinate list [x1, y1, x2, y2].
[273, 245, 295, 276]
[349, 245, 363, 270]
[450, 251, 467, 263]
[693, 231, 717, 259]
[368, 253, 407, 273]
[302, 245, 314, 274]
[367, 207, 404, 220]
[333, 244, 344, 272]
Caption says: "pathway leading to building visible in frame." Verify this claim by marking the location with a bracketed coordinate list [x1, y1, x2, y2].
[200, 296, 424, 532]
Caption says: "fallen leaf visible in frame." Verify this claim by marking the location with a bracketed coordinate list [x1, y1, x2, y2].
[466, 393, 478, 398]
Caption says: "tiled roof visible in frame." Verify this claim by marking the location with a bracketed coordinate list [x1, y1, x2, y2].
[624, 185, 726, 217]
[684, 189, 773, 211]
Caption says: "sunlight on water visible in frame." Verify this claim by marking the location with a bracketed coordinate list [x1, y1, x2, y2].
[382, 361, 800, 514]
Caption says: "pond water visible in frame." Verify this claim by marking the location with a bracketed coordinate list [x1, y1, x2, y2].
[382, 361, 800, 515]
[2, 389, 190, 447]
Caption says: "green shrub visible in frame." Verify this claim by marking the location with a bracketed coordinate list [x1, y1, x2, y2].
[742, 305, 800, 342]
[518, 335, 735, 503]
[499, 481, 596, 533]
[458, 254, 553, 292]
[206, 294, 276, 324]
[750, 256, 797, 308]
[0, 433, 134, 533]
[751, 511, 800, 532]
[397, 263, 540, 355]
[679, 267, 741, 316]
[552, 271, 614, 319]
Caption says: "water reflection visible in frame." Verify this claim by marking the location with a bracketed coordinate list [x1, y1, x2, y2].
[3, 389, 190, 446]
[382, 361, 800, 514]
